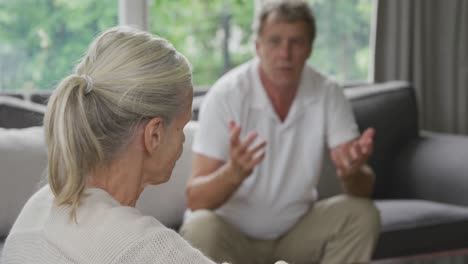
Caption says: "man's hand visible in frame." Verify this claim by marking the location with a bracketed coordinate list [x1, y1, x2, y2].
[185, 121, 267, 210]
[330, 128, 375, 179]
[228, 120, 267, 181]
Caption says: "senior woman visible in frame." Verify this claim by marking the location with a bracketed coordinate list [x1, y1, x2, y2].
[1, 26, 217, 264]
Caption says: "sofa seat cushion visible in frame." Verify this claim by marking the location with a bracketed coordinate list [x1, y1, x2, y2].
[374, 199, 468, 259]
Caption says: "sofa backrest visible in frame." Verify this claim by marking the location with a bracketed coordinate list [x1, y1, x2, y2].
[0, 127, 47, 238]
[0, 81, 418, 236]
[0, 96, 45, 128]
[0, 123, 200, 238]
[345, 81, 419, 198]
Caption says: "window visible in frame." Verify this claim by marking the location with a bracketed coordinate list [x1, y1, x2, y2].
[150, 0, 254, 87]
[0, 0, 374, 91]
[308, 0, 374, 82]
[0, 0, 117, 91]
[150, 0, 374, 87]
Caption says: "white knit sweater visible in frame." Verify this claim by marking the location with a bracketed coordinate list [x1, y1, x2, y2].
[2, 185, 217, 264]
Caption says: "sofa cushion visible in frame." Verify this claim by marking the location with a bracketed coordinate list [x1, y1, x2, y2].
[393, 132, 468, 207]
[374, 200, 468, 258]
[0, 126, 47, 238]
[345, 82, 418, 199]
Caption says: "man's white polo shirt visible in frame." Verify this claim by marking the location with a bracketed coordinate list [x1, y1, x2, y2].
[192, 59, 359, 240]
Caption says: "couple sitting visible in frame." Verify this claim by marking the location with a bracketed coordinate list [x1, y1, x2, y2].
[2, 1, 379, 264]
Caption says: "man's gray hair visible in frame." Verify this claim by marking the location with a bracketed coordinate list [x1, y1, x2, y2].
[253, 0, 316, 43]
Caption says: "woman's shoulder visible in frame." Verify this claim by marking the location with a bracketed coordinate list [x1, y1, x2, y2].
[77, 189, 214, 263]
[59, 188, 182, 263]
[7, 185, 54, 235]
[77, 188, 166, 233]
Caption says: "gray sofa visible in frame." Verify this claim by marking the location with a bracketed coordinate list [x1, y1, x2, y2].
[1, 81, 468, 261]
[345, 82, 468, 258]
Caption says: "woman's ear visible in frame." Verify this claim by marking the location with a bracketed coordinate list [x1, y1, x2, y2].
[144, 117, 163, 154]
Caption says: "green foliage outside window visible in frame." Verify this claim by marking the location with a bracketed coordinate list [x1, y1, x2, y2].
[310, 0, 372, 81]
[151, 0, 254, 87]
[0, 0, 371, 91]
[152, 0, 372, 87]
[0, 0, 117, 91]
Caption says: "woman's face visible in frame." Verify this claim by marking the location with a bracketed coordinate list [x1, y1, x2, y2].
[143, 91, 193, 185]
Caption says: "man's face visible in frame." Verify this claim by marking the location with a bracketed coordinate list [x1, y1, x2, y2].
[256, 15, 312, 88]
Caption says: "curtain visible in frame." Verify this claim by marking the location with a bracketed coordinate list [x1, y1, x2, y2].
[374, 0, 468, 134]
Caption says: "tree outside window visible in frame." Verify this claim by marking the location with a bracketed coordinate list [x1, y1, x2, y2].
[150, 0, 254, 88]
[0, 0, 117, 91]
[0, 0, 373, 91]
[309, 0, 373, 82]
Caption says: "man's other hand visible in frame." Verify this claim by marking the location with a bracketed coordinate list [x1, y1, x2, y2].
[330, 128, 375, 179]
[228, 120, 267, 180]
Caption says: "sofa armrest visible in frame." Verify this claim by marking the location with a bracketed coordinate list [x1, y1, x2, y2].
[391, 132, 468, 206]
[0, 96, 46, 128]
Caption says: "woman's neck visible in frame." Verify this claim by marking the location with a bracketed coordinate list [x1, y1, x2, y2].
[87, 145, 145, 207]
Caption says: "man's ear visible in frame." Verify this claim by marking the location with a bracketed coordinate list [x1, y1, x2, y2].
[144, 117, 163, 154]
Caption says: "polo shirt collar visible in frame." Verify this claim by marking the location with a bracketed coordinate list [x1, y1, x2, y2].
[250, 58, 319, 123]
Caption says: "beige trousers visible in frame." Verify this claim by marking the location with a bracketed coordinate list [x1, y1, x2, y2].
[180, 195, 381, 264]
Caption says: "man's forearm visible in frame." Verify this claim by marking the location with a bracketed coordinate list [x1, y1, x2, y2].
[186, 162, 244, 210]
[340, 165, 375, 198]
